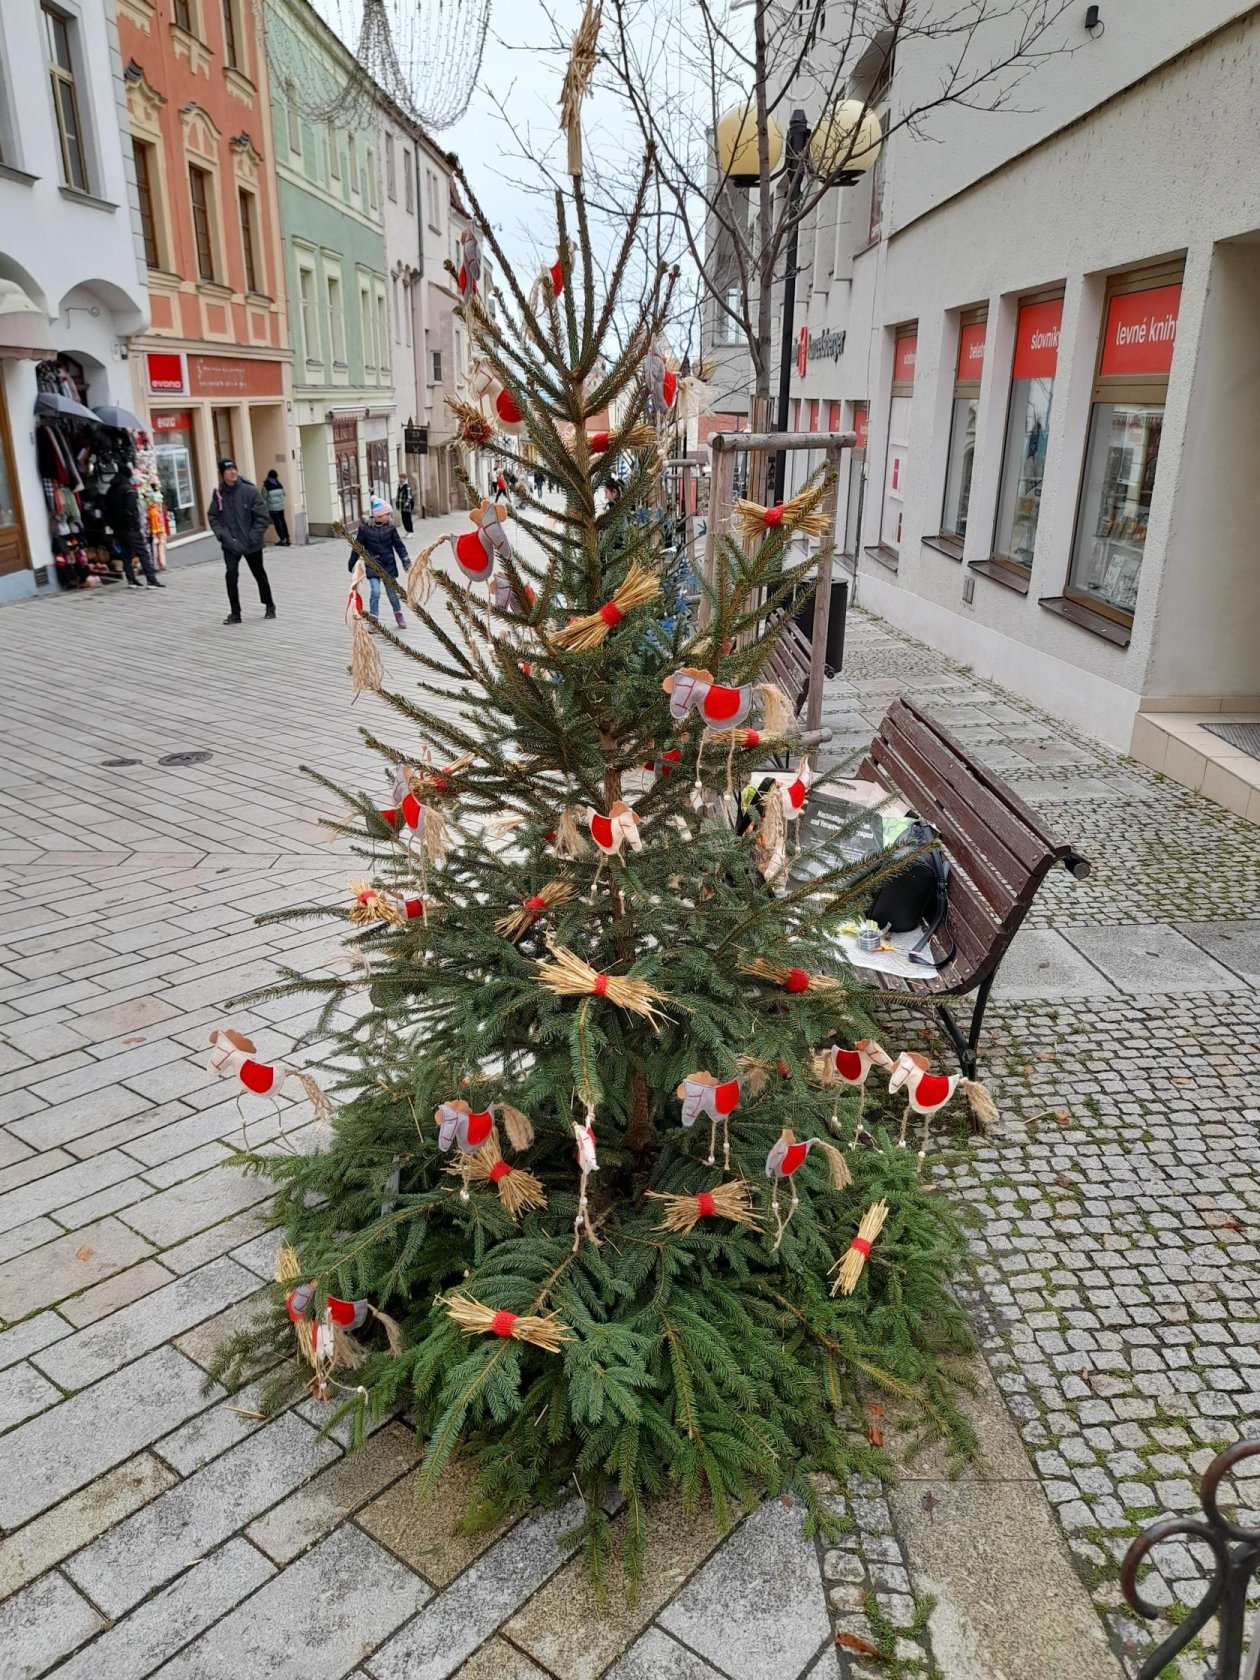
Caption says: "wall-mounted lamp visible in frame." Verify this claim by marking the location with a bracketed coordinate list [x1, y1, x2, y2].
[1084, 5, 1104, 37]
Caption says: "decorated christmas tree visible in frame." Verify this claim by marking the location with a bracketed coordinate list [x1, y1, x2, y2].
[217, 105, 977, 1590]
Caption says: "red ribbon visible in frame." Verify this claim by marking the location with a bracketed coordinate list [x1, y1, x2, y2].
[851, 1236, 872, 1257]
[763, 504, 784, 526]
[743, 730, 760, 748]
[696, 1191, 716, 1218]
[489, 1309, 517, 1337]
[524, 895, 547, 914]
[589, 431, 610, 452]
[356, 890, 375, 905]
[784, 968, 810, 993]
[593, 973, 609, 997]
[598, 600, 623, 628]
[489, 1160, 512, 1183]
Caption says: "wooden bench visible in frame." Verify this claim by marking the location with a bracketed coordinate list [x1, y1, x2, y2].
[844, 695, 1089, 1075]
[764, 619, 813, 721]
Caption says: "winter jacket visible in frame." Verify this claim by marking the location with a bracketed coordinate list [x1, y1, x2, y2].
[264, 482, 286, 512]
[347, 520, 409, 579]
[395, 482, 414, 513]
[208, 476, 269, 556]
[103, 473, 147, 554]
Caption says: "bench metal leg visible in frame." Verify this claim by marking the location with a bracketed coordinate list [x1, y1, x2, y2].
[935, 974, 995, 1079]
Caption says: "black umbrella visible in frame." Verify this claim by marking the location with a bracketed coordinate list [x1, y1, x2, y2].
[93, 403, 146, 432]
[34, 390, 98, 423]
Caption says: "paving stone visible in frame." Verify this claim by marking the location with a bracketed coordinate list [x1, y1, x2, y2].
[1063, 925, 1244, 994]
[7, 1087, 152, 1154]
[54, 1537, 276, 1680]
[0, 1216, 155, 1322]
[991, 929, 1118, 1000]
[154, 1522, 429, 1680]
[0, 1345, 215, 1527]
[0, 1151, 139, 1236]
[365, 1498, 582, 1680]
[0, 1361, 61, 1432]
[658, 1497, 831, 1680]
[35, 1256, 258, 1388]
[0, 1568, 104, 1678]
[247, 1421, 416, 1564]
[66, 1410, 341, 1616]
[0, 1309, 70, 1371]
[152, 1204, 274, 1275]
[59, 1257, 177, 1328]
[1175, 920, 1260, 982]
[447, 1638, 550, 1679]
[357, 1456, 513, 1589]
[606, 1627, 728, 1679]
[118, 1165, 274, 1247]
[0, 1452, 175, 1600]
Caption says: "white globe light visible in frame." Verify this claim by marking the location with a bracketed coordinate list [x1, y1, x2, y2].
[808, 100, 883, 179]
[715, 103, 784, 187]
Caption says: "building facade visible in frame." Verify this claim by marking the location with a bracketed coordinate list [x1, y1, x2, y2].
[709, 2, 1260, 815]
[264, 0, 395, 538]
[0, 0, 150, 602]
[117, 0, 292, 560]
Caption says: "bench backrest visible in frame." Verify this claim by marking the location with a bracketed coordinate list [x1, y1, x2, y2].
[764, 620, 813, 717]
[859, 695, 1074, 986]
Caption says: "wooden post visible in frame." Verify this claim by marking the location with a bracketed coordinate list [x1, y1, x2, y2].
[699, 435, 734, 632]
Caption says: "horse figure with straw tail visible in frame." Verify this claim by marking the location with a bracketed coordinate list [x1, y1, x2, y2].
[814, 1039, 895, 1145]
[887, 1050, 998, 1169]
[764, 1127, 851, 1252]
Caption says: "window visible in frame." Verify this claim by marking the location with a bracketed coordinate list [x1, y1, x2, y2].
[376, 291, 389, 375]
[285, 78, 300, 156]
[367, 439, 389, 503]
[171, 0, 193, 31]
[426, 169, 440, 230]
[366, 148, 376, 208]
[808, 399, 820, 433]
[385, 134, 396, 200]
[211, 406, 235, 465]
[392, 275, 400, 342]
[403, 283, 411, 346]
[221, 0, 238, 67]
[827, 400, 841, 431]
[941, 312, 986, 543]
[151, 410, 202, 536]
[188, 164, 216, 282]
[360, 284, 372, 368]
[879, 329, 915, 552]
[430, 347, 442, 385]
[842, 404, 868, 556]
[238, 188, 259, 293]
[1067, 272, 1182, 621]
[327, 123, 339, 178]
[43, 5, 89, 193]
[993, 294, 1062, 572]
[133, 140, 160, 268]
[716, 284, 742, 346]
[403, 148, 414, 212]
[326, 272, 344, 363]
[298, 265, 319, 362]
[347, 133, 357, 193]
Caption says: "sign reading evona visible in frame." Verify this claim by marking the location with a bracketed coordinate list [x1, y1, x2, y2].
[808, 327, 846, 364]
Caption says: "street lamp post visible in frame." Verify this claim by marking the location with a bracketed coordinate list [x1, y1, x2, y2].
[771, 109, 809, 504]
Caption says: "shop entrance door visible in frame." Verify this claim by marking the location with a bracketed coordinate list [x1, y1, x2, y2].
[333, 419, 360, 527]
[0, 392, 28, 578]
[366, 439, 390, 506]
[211, 407, 236, 468]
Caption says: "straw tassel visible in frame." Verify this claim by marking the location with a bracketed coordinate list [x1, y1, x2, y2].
[494, 879, 576, 942]
[962, 1078, 999, 1130]
[404, 538, 443, 609]
[812, 1137, 852, 1190]
[733, 481, 830, 542]
[552, 807, 588, 858]
[558, 0, 601, 177]
[440, 1293, 571, 1352]
[831, 1200, 890, 1296]
[349, 880, 404, 926]
[551, 561, 660, 651]
[740, 956, 842, 995]
[291, 1071, 335, 1129]
[536, 938, 669, 1026]
[349, 613, 383, 700]
[757, 682, 795, 739]
[647, 1180, 759, 1233]
[459, 1128, 547, 1217]
[587, 422, 656, 454]
[499, 1103, 535, 1151]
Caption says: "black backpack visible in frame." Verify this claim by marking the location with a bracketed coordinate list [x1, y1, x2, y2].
[867, 818, 953, 968]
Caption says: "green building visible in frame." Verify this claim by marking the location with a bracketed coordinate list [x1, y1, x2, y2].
[264, 0, 395, 536]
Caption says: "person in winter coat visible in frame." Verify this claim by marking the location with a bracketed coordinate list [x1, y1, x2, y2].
[208, 458, 274, 624]
[104, 467, 164, 589]
[348, 497, 410, 629]
[263, 470, 290, 546]
[395, 475, 415, 534]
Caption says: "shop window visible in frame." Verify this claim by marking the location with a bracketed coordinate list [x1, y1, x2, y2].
[333, 419, 361, 527]
[1066, 270, 1182, 623]
[221, 0, 239, 68]
[403, 148, 414, 212]
[238, 188, 260, 294]
[152, 411, 201, 536]
[808, 399, 820, 433]
[367, 439, 390, 503]
[827, 400, 841, 431]
[134, 141, 161, 269]
[940, 311, 986, 545]
[0, 393, 28, 578]
[188, 165, 216, 283]
[879, 328, 915, 553]
[993, 293, 1062, 572]
[43, 5, 89, 194]
[841, 403, 868, 558]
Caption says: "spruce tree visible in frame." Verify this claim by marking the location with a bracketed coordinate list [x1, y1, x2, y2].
[228, 153, 975, 1588]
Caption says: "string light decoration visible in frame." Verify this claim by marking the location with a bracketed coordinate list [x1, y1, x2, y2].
[256, 0, 492, 133]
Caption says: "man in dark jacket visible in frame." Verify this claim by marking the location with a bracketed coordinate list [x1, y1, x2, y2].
[104, 467, 163, 589]
[207, 458, 274, 624]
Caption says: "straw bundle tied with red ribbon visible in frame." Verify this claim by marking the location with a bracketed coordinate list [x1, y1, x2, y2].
[551, 561, 660, 652]
[587, 423, 656, 455]
[732, 480, 830, 543]
[347, 880, 425, 926]
[647, 1179, 759, 1234]
[446, 395, 495, 448]
[831, 1200, 890, 1296]
[440, 1292, 572, 1352]
[451, 1125, 547, 1217]
[741, 956, 842, 996]
[495, 879, 576, 942]
[536, 937, 669, 1026]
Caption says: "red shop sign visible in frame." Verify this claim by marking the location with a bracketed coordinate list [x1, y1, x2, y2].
[796, 327, 808, 378]
[151, 410, 191, 431]
[147, 352, 185, 394]
[1012, 299, 1062, 380]
[957, 320, 986, 381]
[852, 404, 869, 450]
[893, 334, 917, 384]
[188, 355, 284, 399]
[1100, 283, 1181, 378]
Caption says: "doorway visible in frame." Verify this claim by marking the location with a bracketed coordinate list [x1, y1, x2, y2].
[211, 406, 236, 468]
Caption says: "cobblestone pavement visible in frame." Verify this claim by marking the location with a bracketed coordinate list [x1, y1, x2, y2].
[0, 539, 1250, 1678]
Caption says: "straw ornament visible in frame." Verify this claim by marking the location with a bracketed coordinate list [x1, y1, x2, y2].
[440, 1293, 571, 1352]
[342, 558, 383, 699]
[571, 1112, 600, 1249]
[764, 1128, 851, 1251]
[559, 0, 601, 177]
[445, 396, 494, 448]
[453, 1127, 546, 1218]
[348, 880, 426, 927]
[536, 938, 668, 1026]
[551, 561, 660, 651]
[277, 1244, 402, 1400]
[208, 1028, 334, 1133]
[403, 538, 443, 609]
[551, 806, 588, 859]
[831, 1200, 890, 1296]
[733, 481, 830, 543]
[495, 879, 576, 942]
[740, 956, 842, 996]
[647, 1179, 759, 1234]
[587, 423, 656, 455]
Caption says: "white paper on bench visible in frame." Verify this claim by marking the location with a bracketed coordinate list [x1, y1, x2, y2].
[836, 928, 938, 982]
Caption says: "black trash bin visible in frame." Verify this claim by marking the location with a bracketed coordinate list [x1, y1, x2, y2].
[795, 577, 848, 677]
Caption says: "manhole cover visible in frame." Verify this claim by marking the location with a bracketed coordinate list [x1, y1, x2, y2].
[101, 758, 141, 768]
[158, 750, 213, 767]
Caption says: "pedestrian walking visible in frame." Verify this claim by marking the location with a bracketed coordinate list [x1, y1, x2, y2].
[396, 475, 415, 534]
[104, 465, 164, 590]
[263, 470, 290, 546]
[208, 458, 275, 625]
[348, 497, 410, 630]
[533, 467, 544, 495]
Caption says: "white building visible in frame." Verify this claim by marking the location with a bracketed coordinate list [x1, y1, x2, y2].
[0, 0, 149, 602]
[711, 2, 1260, 818]
[376, 94, 432, 513]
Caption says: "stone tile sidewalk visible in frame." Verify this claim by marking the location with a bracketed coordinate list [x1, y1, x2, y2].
[0, 536, 1250, 1678]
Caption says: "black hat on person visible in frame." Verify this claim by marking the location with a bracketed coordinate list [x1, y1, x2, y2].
[218, 457, 237, 474]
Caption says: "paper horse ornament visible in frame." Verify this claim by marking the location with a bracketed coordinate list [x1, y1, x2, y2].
[676, 1071, 741, 1170]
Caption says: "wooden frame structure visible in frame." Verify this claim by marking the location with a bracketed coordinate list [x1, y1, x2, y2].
[701, 430, 855, 736]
